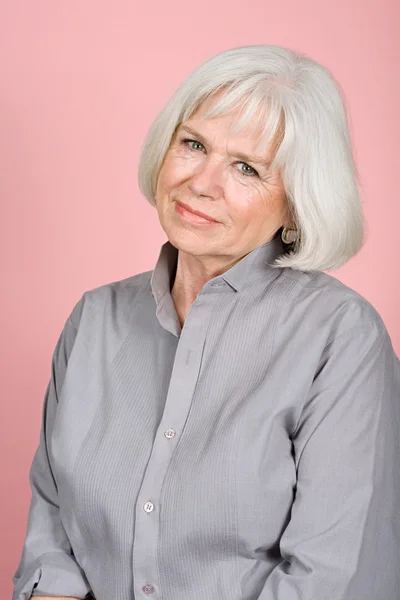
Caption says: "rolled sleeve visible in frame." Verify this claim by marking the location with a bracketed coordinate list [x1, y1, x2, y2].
[12, 299, 92, 600]
[13, 551, 92, 599]
[258, 314, 400, 599]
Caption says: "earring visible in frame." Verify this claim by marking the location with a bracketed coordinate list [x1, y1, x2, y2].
[281, 226, 298, 244]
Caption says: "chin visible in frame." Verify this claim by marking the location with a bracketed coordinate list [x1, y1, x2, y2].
[163, 224, 216, 255]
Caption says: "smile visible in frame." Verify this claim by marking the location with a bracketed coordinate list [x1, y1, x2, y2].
[175, 201, 220, 225]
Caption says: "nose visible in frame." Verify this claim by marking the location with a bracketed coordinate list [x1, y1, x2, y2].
[187, 156, 224, 200]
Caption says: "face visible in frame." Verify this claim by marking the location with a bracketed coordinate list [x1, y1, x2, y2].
[155, 94, 289, 261]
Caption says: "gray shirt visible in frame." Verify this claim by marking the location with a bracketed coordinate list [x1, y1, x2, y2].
[12, 230, 400, 600]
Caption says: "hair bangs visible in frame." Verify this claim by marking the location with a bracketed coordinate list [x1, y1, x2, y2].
[192, 83, 286, 169]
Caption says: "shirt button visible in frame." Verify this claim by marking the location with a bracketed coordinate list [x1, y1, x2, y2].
[142, 583, 155, 595]
[164, 428, 176, 439]
[144, 501, 154, 513]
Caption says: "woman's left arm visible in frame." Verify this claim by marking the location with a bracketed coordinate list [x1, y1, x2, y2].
[259, 313, 400, 600]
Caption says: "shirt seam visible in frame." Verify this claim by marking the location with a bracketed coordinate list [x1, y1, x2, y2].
[290, 314, 387, 442]
[67, 315, 78, 334]
[321, 313, 385, 353]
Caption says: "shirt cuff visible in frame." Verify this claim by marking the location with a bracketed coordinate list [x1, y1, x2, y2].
[12, 551, 92, 600]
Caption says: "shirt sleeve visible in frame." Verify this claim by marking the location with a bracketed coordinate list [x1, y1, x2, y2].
[12, 298, 93, 600]
[258, 312, 400, 600]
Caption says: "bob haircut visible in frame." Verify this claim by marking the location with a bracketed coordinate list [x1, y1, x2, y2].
[138, 44, 365, 272]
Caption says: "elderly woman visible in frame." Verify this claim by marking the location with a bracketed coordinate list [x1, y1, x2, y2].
[13, 44, 400, 600]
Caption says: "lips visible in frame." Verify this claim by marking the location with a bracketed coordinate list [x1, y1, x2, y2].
[175, 200, 219, 223]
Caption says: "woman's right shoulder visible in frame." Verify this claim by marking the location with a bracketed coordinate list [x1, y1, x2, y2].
[67, 269, 153, 332]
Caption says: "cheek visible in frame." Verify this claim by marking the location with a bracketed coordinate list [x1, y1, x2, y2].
[225, 181, 267, 218]
[226, 182, 287, 230]
[158, 154, 195, 192]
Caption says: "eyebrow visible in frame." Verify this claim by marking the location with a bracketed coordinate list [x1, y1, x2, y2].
[177, 125, 272, 168]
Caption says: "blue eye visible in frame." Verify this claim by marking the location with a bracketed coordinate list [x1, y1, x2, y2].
[238, 163, 258, 177]
[183, 138, 205, 151]
[181, 138, 259, 178]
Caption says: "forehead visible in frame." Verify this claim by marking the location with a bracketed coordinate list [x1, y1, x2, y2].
[181, 90, 283, 156]
[191, 99, 262, 138]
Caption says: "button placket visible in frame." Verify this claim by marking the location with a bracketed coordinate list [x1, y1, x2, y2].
[132, 295, 214, 599]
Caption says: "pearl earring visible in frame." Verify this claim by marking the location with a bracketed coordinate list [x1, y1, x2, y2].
[281, 226, 298, 244]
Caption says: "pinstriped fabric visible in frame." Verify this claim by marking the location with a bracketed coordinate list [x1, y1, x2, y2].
[12, 229, 400, 600]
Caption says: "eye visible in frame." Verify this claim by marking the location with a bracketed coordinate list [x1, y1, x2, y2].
[181, 138, 259, 178]
[237, 162, 259, 178]
[182, 138, 205, 152]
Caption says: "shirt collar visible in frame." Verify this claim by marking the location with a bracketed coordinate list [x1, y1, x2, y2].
[150, 227, 288, 305]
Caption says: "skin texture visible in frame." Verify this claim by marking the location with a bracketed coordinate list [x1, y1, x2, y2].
[154, 93, 290, 325]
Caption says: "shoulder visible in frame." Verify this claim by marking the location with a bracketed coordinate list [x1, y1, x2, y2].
[67, 269, 153, 331]
[278, 267, 389, 346]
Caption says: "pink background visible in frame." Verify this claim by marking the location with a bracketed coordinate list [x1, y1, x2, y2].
[1, 1, 398, 595]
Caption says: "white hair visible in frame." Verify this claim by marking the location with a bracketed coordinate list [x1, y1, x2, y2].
[137, 44, 365, 272]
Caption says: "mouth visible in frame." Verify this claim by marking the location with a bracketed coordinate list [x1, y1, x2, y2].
[175, 200, 220, 225]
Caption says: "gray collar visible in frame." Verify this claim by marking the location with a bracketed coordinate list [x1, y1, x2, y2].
[151, 227, 288, 303]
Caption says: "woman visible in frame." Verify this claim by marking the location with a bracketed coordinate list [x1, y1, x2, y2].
[13, 44, 400, 600]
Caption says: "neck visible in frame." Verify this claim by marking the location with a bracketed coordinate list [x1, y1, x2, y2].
[170, 249, 243, 325]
